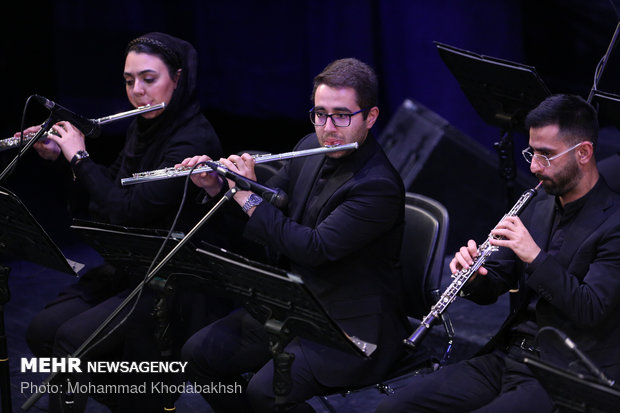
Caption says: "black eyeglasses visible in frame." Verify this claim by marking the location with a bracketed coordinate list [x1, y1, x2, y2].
[308, 108, 366, 127]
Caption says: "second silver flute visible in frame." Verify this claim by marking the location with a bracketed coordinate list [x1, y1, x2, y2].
[120, 142, 359, 186]
[403, 181, 542, 350]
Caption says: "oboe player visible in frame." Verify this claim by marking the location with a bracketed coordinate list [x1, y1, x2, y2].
[180, 58, 411, 412]
[377, 94, 620, 413]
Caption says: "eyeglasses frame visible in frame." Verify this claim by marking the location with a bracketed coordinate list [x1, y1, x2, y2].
[521, 141, 590, 168]
[308, 108, 366, 127]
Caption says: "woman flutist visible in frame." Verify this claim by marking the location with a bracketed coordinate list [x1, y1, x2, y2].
[23, 32, 228, 412]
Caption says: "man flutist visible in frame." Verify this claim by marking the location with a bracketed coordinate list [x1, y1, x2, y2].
[378, 94, 620, 413]
[179, 57, 411, 412]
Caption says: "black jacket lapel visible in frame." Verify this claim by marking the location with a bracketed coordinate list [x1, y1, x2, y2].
[290, 155, 323, 223]
[554, 182, 614, 267]
[528, 194, 555, 252]
[309, 136, 378, 224]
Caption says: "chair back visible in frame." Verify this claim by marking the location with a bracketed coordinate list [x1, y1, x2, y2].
[401, 192, 449, 318]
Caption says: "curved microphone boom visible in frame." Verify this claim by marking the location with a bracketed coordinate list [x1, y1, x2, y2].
[539, 326, 616, 387]
[205, 160, 288, 208]
[0, 102, 166, 153]
[33, 94, 101, 137]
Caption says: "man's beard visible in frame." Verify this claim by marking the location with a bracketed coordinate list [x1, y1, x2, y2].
[537, 157, 582, 196]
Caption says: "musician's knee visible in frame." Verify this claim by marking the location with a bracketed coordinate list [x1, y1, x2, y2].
[53, 321, 81, 357]
[25, 311, 57, 357]
[246, 376, 273, 412]
[181, 326, 226, 381]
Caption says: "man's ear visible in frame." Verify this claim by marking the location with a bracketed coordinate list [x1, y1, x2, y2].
[365, 106, 379, 129]
[578, 141, 594, 164]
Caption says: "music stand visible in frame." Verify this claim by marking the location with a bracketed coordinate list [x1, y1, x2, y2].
[0, 186, 79, 413]
[70, 219, 194, 284]
[69, 225, 376, 409]
[69, 219, 205, 410]
[193, 243, 374, 354]
[22, 187, 239, 412]
[175, 243, 376, 408]
[435, 41, 551, 203]
[0, 187, 80, 276]
[72, 221, 375, 356]
[523, 356, 620, 413]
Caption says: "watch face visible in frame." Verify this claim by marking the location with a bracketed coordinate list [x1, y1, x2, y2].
[249, 194, 262, 203]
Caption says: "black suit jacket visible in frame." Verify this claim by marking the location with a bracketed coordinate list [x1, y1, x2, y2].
[242, 133, 410, 387]
[470, 178, 620, 378]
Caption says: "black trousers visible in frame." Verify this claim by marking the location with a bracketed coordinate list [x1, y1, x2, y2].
[375, 349, 554, 413]
[26, 267, 233, 413]
[181, 309, 330, 413]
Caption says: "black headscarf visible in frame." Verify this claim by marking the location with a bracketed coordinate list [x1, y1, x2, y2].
[72, 31, 222, 229]
[120, 32, 203, 175]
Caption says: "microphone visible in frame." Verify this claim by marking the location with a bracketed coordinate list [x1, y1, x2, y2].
[542, 326, 615, 387]
[33, 95, 100, 137]
[205, 160, 288, 208]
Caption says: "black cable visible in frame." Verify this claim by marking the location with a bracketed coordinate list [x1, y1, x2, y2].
[4, 95, 36, 180]
[77, 161, 207, 358]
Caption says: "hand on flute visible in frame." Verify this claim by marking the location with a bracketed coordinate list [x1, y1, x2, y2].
[14, 125, 62, 161]
[177, 155, 223, 197]
[45, 121, 87, 163]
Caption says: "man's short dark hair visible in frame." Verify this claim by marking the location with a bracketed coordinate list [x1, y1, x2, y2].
[525, 94, 598, 147]
[311, 58, 378, 118]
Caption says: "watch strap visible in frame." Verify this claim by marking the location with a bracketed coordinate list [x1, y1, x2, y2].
[242, 193, 263, 213]
[70, 150, 89, 168]
[70, 150, 89, 180]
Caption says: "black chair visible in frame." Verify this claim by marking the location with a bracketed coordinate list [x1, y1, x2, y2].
[316, 192, 453, 411]
[381, 192, 454, 380]
[402, 192, 454, 364]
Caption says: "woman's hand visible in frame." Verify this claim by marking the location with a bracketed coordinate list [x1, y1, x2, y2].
[177, 155, 223, 197]
[44, 121, 87, 162]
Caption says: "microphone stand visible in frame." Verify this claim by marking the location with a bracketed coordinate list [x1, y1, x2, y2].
[0, 116, 55, 184]
[205, 160, 288, 208]
[538, 326, 615, 387]
[21, 187, 239, 411]
[0, 116, 56, 413]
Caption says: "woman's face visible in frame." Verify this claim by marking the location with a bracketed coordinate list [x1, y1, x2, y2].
[123, 51, 180, 119]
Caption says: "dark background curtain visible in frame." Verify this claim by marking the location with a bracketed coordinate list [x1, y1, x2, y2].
[2, 0, 619, 242]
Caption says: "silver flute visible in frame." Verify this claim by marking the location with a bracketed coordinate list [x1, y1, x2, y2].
[403, 181, 542, 350]
[0, 102, 166, 152]
[121, 142, 359, 186]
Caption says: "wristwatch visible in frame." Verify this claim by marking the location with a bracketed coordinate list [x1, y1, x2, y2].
[70, 150, 89, 180]
[70, 150, 89, 168]
[242, 193, 263, 213]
